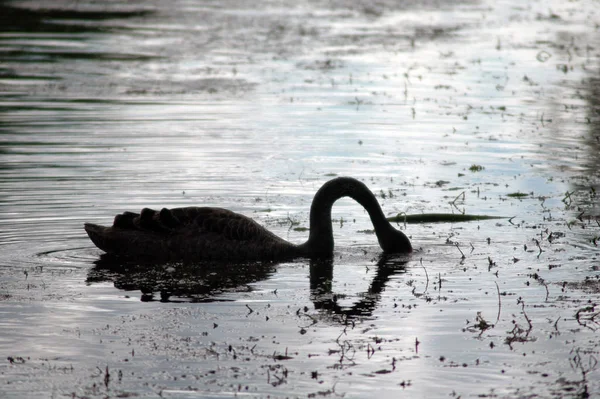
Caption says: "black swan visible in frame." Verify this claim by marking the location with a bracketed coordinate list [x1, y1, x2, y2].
[84, 177, 412, 261]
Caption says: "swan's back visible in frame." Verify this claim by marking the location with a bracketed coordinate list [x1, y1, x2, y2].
[84, 207, 296, 262]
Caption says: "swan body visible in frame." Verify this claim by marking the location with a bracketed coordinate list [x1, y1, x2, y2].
[84, 177, 412, 261]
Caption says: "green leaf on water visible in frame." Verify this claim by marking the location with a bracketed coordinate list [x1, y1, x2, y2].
[469, 164, 485, 172]
[506, 192, 529, 198]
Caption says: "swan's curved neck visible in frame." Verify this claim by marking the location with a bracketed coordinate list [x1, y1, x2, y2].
[300, 177, 396, 257]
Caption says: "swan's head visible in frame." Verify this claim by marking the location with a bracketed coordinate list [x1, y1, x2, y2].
[378, 226, 412, 254]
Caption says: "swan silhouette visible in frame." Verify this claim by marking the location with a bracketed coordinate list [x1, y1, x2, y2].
[84, 177, 412, 261]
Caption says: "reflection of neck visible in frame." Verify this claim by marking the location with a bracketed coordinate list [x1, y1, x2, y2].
[309, 259, 334, 294]
[309, 255, 407, 318]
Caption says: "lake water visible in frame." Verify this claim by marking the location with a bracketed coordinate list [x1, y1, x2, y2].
[1, 0, 599, 398]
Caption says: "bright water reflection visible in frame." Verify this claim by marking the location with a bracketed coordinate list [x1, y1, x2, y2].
[1, 0, 599, 397]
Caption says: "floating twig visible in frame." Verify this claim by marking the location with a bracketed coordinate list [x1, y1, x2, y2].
[420, 258, 429, 293]
[494, 281, 501, 325]
[520, 299, 533, 333]
[505, 299, 534, 349]
[533, 238, 543, 258]
[562, 190, 574, 207]
[455, 243, 466, 259]
[104, 365, 110, 390]
[575, 305, 599, 331]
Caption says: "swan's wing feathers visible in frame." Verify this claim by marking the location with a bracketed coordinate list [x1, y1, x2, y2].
[191, 208, 269, 242]
[110, 207, 272, 242]
[112, 208, 181, 234]
[159, 207, 181, 228]
[113, 211, 138, 229]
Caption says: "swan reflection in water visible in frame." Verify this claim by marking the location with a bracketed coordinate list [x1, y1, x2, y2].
[86, 253, 408, 320]
[309, 255, 407, 320]
[86, 255, 277, 303]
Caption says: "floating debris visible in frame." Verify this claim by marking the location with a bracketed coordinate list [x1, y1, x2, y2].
[387, 213, 506, 224]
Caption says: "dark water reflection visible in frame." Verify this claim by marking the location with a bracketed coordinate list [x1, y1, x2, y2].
[87, 253, 407, 321]
[310, 255, 407, 320]
[1, 0, 600, 398]
[0, 3, 152, 34]
[581, 72, 600, 195]
[87, 255, 278, 303]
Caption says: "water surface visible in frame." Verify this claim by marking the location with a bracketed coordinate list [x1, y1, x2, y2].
[1, 0, 599, 397]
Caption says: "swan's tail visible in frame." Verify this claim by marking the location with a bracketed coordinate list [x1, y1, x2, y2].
[84, 223, 113, 254]
[84, 222, 170, 260]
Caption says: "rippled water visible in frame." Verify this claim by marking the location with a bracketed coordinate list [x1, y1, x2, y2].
[1, 0, 599, 398]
